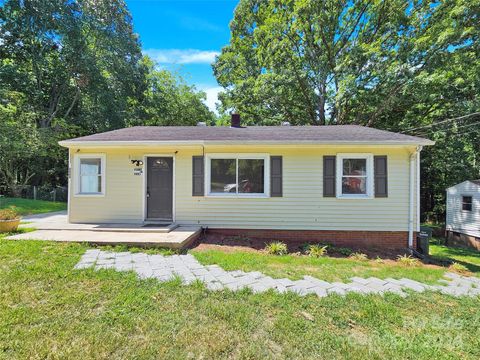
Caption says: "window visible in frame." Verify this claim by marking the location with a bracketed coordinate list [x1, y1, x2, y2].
[75, 155, 105, 196]
[336, 154, 373, 198]
[462, 196, 472, 211]
[207, 155, 268, 196]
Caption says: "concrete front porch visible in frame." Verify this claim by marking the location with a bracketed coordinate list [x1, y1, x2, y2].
[7, 212, 202, 249]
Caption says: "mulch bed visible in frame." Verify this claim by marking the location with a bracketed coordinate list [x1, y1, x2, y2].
[190, 234, 410, 260]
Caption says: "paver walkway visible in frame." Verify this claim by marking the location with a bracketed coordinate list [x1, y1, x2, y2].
[75, 249, 480, 298]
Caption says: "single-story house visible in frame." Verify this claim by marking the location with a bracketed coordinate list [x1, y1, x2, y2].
[446, 180, 480, 250]
[58, 115, 434, 250]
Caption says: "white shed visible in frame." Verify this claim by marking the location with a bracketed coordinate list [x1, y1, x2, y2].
[446, 180, 480, 250]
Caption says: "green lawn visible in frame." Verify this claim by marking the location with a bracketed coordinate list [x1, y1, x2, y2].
[0, 197, 67, 216]
[192, 240, 480, 285]
[192, 248, 451, 284]
[1, 238, 480, 359]
[430, 243, 480, 273]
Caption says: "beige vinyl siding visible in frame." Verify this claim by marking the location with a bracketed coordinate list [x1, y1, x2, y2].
[69, 150, 144, 223]
[68, 145, 419, 231]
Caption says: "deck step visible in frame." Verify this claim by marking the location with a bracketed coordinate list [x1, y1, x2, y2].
[19, 222, 180, 233]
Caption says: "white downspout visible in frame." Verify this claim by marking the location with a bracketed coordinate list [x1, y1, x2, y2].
[408, 146, 422, 248]
[416, 147, 422, 233]
[67, 148, 71, 223]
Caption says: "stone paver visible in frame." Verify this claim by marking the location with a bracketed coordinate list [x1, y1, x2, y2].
[74, 249, 480, 298]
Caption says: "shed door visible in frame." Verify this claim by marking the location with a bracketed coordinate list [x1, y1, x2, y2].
[146, 157, 173, 220]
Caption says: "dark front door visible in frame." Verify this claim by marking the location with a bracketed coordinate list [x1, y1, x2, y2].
[147, 157, 173, 220]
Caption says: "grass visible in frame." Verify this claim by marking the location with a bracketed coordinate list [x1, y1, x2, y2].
[430, 241, 480, 273]
[192, 248, 450, 284]
[1, 238, 480, 359]
[0, 197, 67, 216]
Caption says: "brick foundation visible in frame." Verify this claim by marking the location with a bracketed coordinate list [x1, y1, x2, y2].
[204, 228, 415, 252]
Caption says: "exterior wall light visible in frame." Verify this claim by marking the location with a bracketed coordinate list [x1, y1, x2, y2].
[131, 160, 144, 166]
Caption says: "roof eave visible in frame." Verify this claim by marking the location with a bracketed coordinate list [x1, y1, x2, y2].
[58, 139, 435, 148]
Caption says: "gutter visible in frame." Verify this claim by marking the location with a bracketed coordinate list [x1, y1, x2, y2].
[408, 146, 423, 249]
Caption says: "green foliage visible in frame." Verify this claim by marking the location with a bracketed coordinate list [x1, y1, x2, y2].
[396, 255, 420, 267]
[306, 244, 328, 258]
[264, 241, 288, 255]
[349, 252, 369, 261]
[336, 247, 354, 256]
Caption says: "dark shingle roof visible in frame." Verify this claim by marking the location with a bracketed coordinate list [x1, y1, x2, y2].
[60, 125, 433, 145]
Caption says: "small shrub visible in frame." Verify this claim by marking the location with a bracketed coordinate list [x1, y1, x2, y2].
[0, 208, 19, 220]
[307, 244, 328, 258]
[396, 254, 419, 266]
[374, 256, 385, 264]
[336, 247, 353, 256]
[265, 241, 288, 255]
[349, 252, 368, 261]
[449, 262, 470, 274]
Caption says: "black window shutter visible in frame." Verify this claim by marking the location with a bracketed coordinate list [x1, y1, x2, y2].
[270, 156, 282, 197]
[374, 156, 388, 197]
[192, 156, 204, 196]
[323, 156, 336, 197]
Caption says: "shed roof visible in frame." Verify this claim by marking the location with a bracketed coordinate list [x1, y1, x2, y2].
[59, 125, 434, 147]
[447, 180, 480, 190]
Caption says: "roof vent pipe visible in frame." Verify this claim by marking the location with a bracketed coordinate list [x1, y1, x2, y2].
[231, 113, 241, 128]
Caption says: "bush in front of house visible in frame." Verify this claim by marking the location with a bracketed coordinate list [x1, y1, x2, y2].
[0, 208, 20, 220]
[396, 254, 419, 266]
[265, 241, 288, 255]
[335, 247, 353, 256]
[307, 244, 328, 258]
[349, 252, 368, 261]
[449, 262, 470, 274]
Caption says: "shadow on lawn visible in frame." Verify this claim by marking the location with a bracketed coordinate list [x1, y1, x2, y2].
[431, 246, 480, 274]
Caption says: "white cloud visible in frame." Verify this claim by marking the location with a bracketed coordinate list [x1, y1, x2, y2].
[144, 49, 220, 65]
[199, 86, 223, 114]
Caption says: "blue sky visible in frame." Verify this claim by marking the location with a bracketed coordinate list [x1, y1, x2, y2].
[126, 0, 238, 112]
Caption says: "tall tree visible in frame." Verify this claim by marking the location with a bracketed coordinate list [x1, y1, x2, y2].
[0, 0, 146, 132]
[214, 0, 479, 127]
[128, 57, 215, 127]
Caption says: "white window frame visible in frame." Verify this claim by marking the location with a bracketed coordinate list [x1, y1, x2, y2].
[336, 153, 374, 199]
[205, 153, 270, 198]
[74, 154, 106, 197]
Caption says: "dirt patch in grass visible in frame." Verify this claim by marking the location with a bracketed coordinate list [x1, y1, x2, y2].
[193, 243, 264, 254]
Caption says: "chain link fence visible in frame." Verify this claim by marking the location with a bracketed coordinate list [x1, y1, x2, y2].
[0, 185, 68, 202]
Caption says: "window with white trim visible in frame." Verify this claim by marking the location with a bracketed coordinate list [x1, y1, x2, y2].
[206, 155, 269, 197]
[75, 155, 105, 196]
[336, 154, 373, 198]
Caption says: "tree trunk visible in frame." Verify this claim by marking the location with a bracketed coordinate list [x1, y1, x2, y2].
[317, 83, 326, 125]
